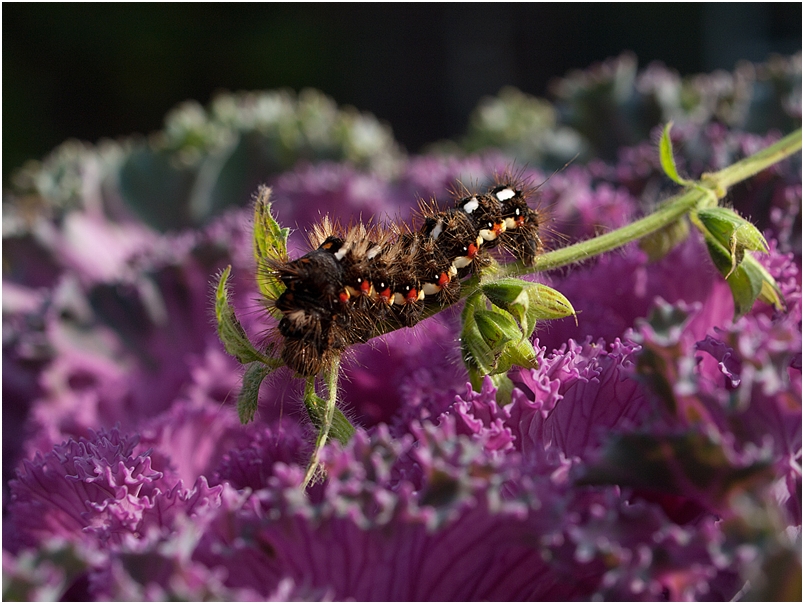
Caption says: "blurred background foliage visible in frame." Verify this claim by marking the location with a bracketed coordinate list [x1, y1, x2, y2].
[2, 4, 801, 236]
[4, 3, 801, 179]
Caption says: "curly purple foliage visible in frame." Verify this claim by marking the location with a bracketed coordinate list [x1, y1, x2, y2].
[3, 65, 801, 600]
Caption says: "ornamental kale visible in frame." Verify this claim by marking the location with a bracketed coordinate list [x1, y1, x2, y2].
[3, 56, 801, 601]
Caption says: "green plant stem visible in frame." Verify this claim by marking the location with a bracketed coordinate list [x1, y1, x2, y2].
[501, 128, 802, 278]
[703, 129, 802, 192]
[303, 359, 340, 488]
[504, 187, 712, 277]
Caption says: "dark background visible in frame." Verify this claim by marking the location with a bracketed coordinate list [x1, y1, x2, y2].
[3, 3, 801, 183]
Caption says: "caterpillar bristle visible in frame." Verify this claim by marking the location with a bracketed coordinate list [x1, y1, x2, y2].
[265, 173, 544, 376]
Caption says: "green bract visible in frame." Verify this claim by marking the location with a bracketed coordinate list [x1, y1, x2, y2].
[302, 377, 356, 446]
[689, 205, 782, 318]
[701, 232, 784, 318]
[461, 292, 539, 404]
[482, 278, 576, 339]
[695, 207, 769, 276]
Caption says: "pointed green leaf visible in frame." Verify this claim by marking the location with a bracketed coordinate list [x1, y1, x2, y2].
[252, 186, 290, 307]
[481, 278, 529, 306]
[237, 362, 271, 424]
[692, 207, 784, 318]
[659, 122, 691, 185]
[704, 237, 761, 317]
[497, 337, 539, 375]
[482, 279, 531, 336]
[524, 283, 577, 322]
[482, 278, 576, 338]
[479, 308, 536, 371]
[329, 408, 358, 445]
[215, 266, 277, 365]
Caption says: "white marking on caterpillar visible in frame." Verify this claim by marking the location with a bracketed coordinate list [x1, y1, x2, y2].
[422, 282, 442, 295]
[463, 196, 480, 214]
[453, 256, 472, 269]
[495, 188, 516, 201]
[431, 219, 444, 240]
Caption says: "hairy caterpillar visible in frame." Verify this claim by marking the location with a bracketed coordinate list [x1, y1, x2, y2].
[266, 174, 543, 376]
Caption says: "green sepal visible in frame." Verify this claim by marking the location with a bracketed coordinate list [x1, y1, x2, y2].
[482, 278, 576, 339]
[490, 373, 515, 406]
[475, 309, 538, 373]
[474, 308, 522, 348]
[461, 292, 537, 392]
[302, 388, 357, 446]
[302, 365, 355, 452]
[695, 207, 769, 277]
[461, 294, 498, 381]
[741, 254, 786, 313]
[659, 122, 692, 186]
[215, 265, 277, 365]
[703, 237, 785, 318]
[252, 186, 290, 310]
[237, 362, 271, 424]
[639, 217, 690, 262]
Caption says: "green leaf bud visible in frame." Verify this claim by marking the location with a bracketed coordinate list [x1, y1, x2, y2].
[460, 293, 538, 391]
[639, 217, 690, 262]
[482, 278, 576, 339]
[695, 207, 769, 277]
[703, 238, 785, 318]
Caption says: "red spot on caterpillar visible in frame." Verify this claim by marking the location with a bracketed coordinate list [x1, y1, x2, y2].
[360, 279, 371, 293]
[467, 243, 479, 258]
[339, 291, 350, 303]
[405, 288, 418, 302]
[438, 272, 450, 287]
[378, 287, 392, 302]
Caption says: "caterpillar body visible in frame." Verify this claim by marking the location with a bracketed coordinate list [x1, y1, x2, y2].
[267, 175, 543, 376]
